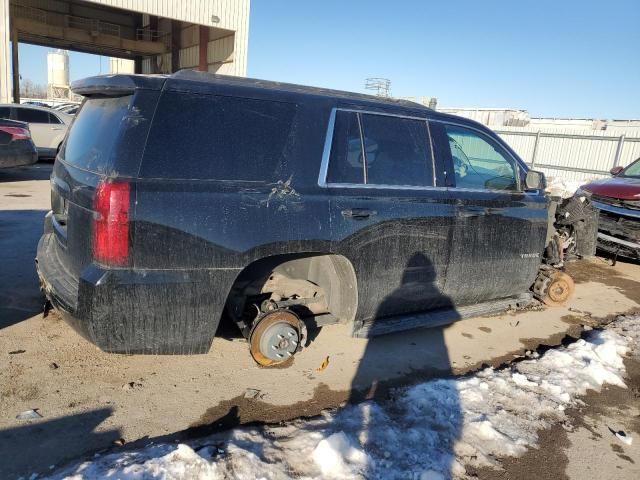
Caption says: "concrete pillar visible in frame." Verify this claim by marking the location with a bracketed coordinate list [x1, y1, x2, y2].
[11, 23, 18, 103]
[199, 26, 209, 72]
[171, 20, 180, 72]
[148, 16, 159, 74]
[0, 0, 11, 103]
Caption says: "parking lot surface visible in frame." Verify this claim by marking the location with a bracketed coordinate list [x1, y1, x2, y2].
[1, 164, 639, 479]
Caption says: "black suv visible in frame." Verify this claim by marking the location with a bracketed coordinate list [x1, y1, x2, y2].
[38, 71, 558, 365]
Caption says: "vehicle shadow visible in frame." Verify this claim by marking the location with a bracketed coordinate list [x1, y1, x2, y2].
[347, 252, 462, 478]
[0, 408, 121, 480]
[0, 209, 47, 329]
[0, 163, 53, 182]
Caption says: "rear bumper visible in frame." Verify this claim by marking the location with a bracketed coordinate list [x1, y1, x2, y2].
[36, 146, 57, 159]
[0, 146, 38, 168]
[36, 232, 241, 354]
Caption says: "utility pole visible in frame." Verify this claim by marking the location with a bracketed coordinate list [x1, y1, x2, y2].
[365, 78, 391, 97]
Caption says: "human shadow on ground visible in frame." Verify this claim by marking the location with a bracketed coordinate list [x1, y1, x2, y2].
[0, 408, 120, 480]
[346, 252, 463, 478]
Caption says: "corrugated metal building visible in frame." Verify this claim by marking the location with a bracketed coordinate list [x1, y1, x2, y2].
[0, 0, 250, 103]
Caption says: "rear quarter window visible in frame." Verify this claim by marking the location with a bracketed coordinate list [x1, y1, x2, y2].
[61, 95, 132, 173]
[15, 107, 50, 123]
[139, 93, 297, 181]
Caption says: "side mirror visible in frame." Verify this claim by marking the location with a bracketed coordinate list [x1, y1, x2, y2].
[525, 170, 546, 191]
[610, 165, 624, 176]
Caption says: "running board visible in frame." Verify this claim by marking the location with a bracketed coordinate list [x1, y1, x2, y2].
[353, 292, 533, 338]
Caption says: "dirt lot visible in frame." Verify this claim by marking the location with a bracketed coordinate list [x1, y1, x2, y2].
[1, 164, 639, 479]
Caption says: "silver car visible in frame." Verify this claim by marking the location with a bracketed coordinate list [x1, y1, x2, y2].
[0, 104, 72, 158]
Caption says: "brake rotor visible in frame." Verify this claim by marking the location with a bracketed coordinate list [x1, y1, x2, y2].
[249, 310, 305, 367]
[542, 271, 575, 306]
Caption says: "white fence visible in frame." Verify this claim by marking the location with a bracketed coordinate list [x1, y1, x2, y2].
[493, 126, 640, 181]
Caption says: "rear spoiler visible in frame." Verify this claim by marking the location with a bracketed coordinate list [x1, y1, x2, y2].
[71, 74, 168, 97]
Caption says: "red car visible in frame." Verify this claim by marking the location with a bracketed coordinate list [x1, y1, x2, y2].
[581, 157, 640, 259]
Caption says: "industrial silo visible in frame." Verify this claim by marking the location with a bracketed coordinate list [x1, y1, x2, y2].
[47, 49, 70, 100]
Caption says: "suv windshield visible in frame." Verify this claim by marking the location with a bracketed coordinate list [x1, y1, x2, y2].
[621, 157, 640, 178]
[60, 95, 132, 173]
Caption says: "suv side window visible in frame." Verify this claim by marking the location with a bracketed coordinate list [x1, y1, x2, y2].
[0, 107, 11, 119]
[325, 110, 433, 187]
[15, 107, 50, 123]
[444, 124, 519, 191]
[48, 112, 62, 124]
[360, 113, 432, 186]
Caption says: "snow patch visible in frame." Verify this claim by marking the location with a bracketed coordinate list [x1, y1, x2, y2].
[43, 315, 640, 480]
[312, 432, 370, 478]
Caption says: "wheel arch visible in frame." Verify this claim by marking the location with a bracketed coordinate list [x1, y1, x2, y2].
[224, 252, 358, 335]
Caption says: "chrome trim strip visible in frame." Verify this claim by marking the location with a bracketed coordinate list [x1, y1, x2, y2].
[425, 120, 437, 187]
[592, 200, 640, 219]
[598, 232, 640, 250]
[336, 107, 428, 122]
[356, 112, 368, 184]
[317, 108, 337, 188]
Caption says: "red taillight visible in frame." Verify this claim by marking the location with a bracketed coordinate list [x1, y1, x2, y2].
[93, 181, 131, 267]
[0, 126, 30, 141]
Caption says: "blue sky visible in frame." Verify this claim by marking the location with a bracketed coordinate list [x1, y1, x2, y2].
[17, 0, 640, 118]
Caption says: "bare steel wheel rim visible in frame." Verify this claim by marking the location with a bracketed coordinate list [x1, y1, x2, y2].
[250, 310, 304, 367]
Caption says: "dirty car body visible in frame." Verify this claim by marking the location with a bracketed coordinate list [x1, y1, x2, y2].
[581, 158, 640, 260]
[37, 71, 582, 357]
[0, 118, 38, 168]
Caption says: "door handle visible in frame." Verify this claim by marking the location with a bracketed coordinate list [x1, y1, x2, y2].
[341, 208, 376, 219]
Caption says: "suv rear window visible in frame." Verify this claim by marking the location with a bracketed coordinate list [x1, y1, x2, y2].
[61, 95, 132, 173]
[139, 93, 297, 181]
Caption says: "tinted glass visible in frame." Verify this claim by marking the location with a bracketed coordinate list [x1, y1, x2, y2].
[445, 125, 518, 191]
[360, 114, 432, 186]
[326, 111, 364, 184]
[15, 107, 49, 123]
[0, 107, 11, 119]
[48, 112, 62, 124]
[61, 96, 131, 173]
[621, 158, 640, 178]
[140, 93, 297, 181]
